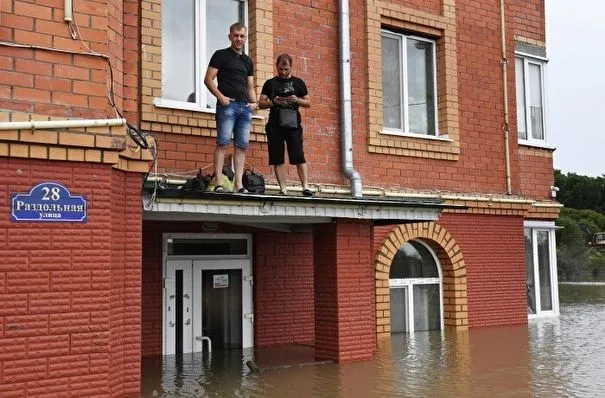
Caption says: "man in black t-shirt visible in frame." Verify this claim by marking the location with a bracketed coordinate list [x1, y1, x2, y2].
[204, 22, 257, 193]
[258, 54, 313, 197]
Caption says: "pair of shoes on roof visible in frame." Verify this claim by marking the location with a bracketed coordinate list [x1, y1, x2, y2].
[277, 189, 314, 197]
[213, 185, 249, 194]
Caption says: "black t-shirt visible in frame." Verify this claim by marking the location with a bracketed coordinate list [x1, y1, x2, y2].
[261, 76, 308, 126]
[208, 47, 254, 102]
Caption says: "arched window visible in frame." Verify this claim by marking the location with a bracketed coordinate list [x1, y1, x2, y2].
[389, 240, 442, 333]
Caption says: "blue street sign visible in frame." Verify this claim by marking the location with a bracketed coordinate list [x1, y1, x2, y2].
[11, 182, 87, 223]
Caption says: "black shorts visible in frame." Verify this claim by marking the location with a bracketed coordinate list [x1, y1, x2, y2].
[266, 124, 306, 166]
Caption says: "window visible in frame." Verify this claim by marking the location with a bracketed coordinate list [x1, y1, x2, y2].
[381, 30, 438, 136]
[389, 240, 442, 333]
[525, 223, 559, 317]
[516, 55, 547, 143]
[159, 0, 247, 111]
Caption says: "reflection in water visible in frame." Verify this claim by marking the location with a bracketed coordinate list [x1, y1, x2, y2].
[142, 284, 605, 397]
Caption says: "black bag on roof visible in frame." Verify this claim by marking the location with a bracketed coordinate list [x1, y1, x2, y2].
[180, 169, 212, 192]
[242, 168, 265, 194]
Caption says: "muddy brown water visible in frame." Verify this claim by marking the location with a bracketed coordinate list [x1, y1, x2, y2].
[141, 283, 605, 397]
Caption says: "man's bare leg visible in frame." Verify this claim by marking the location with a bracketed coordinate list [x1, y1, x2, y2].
[275, 164, 288, 193]
[214, 144, 227, 189]
[233, 147, 246, 191]
[297, 163, 309, 189]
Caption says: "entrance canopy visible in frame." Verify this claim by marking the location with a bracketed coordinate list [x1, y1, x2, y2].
[143, 188, 459, 229]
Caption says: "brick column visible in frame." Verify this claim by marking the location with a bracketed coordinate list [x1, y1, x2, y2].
[313, 219, 375, 363]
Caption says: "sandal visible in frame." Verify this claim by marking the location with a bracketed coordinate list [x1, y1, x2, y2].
[236, 187, 249, 194]
[278, 190, 287, 195]
[213, 185, 225, 193]
[302, 188, 314, 197]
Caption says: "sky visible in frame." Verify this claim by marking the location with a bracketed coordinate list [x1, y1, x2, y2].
[546, 0, 605, 177]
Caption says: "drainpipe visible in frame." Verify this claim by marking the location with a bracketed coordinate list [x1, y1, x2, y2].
[339, 0, 362, 197]
[0, 118, 126, 131]
[499, 0, 512, 195]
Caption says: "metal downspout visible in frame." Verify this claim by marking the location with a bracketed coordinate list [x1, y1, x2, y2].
[500, 0, 512, 194]
[339, 0, 363, 197]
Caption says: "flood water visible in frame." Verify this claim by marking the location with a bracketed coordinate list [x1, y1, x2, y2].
[141, 283, 605, 397]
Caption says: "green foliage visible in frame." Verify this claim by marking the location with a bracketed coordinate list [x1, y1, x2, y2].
[555, 170, 605, 281]
[554, 169, 605, 212]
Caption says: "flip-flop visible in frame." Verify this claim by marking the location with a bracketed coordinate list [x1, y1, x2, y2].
[213, 185, 225, 192]
[278, 190, 287, 195]
[237, 187, 249, 194]
[302, 188, 314, 197]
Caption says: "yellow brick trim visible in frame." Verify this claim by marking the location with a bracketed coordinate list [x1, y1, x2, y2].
[518, 145, 554, 157]
[367, 0, 460, 160]
[140, 0, 273, 144]
[375, 221, 468, 339]
[0, 111, 152, 173]
[514, 35, 545, 48]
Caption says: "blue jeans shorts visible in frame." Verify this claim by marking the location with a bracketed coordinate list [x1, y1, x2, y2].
[215, 100, 252, 149]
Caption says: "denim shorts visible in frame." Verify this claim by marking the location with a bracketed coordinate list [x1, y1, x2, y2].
[215, 101, 252, 149]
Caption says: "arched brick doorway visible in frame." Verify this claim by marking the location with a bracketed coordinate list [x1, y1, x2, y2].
[375, 222, 468, 338]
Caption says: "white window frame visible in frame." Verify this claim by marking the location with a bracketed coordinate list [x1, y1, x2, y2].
[154, 0, 248, 114]
[525, 221, 560, 319]
[389, 240, 444, 333]
[516, 52, 549, 147]
[381, 30, 439, 137]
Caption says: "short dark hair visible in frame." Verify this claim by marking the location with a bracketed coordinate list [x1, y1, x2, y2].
[230, 22, 247, 33]
[276, 53, 292, 66]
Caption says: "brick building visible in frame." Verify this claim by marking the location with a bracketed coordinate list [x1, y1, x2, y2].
[0, 0, 559, 396]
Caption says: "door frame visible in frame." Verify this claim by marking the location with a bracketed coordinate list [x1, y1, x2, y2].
[162, 233, 253, 355]
[525, 221, 560, 318]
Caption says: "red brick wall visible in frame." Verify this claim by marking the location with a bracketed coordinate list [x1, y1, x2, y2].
[314, 220, 374, 362]
[374, 216, 527, 329]
[254, 231, 314, 347]
[313, 223, 338, 360]
[122, 0, 140, 124]
[0, 1, 109, 118]
[0, 0, 552, 199]
[0, 0, 132, 119]
[0, 158, 142, 397]
[518, 151, 555, 200]
[438, 213, 527, 327]
[109, 170, 142, 397]
[511, 0, 545, 43]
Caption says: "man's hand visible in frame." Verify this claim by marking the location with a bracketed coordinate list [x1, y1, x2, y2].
[247, 102, 258, 112]
[286, 95, 299, 105]
[218, 95, 231, 106]
[273, 96, 286, 106]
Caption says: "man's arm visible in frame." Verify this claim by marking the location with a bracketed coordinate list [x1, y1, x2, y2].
[204, 66, 230, 106]
[258, 94, 273, 110]
[246, 75, 258, 111]
[295, 95, 311, 108]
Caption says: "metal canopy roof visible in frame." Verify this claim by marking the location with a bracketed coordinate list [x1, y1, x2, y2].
[142, 188, 462, 227]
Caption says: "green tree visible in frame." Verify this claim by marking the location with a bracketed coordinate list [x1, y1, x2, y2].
[554, 170, 605, 212]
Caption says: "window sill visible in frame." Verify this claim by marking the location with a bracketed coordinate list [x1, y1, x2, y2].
[380, 129, 453, 142]
[152, 97, 265, 120]
[528, 312, 559, 320]
[518, 139, 555, 150]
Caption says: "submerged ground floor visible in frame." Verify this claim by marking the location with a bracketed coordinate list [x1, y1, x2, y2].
[0, 159, 561, 397]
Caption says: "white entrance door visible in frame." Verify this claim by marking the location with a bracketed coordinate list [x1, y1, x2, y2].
[164, 259, 253, 355]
